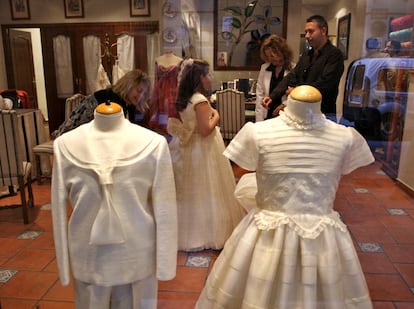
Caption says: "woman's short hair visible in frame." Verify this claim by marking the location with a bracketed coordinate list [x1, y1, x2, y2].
[260, 34, 294, 71]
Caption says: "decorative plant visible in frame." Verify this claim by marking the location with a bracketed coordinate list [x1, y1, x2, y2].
[221, 0, 259, 66]
[221, 1, 281, 66]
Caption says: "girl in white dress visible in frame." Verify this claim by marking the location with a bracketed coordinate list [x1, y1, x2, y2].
[167, 58, 245, 251]
[196, 85, 374, 308]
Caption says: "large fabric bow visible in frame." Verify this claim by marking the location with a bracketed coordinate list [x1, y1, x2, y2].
[89, 167, 126, 245]
[167, 117, 193, 145]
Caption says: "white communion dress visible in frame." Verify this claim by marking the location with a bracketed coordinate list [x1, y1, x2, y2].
[196, 95, 374, 308]
[167, 92, 245, 251]
[51, 106, 178, 308]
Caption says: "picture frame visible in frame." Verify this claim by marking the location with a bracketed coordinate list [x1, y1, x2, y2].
[214, 0, 288, 71]
[63, 0, 84, 18]
[10, 0, 30, 20]
[130, 0, 150, 17]
[337, 13, 351, 60]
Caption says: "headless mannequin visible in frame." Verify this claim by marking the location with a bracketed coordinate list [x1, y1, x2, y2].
[150, 51, 183, 135]
[156, 50, 183, 67]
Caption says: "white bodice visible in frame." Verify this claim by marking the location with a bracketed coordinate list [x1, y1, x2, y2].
[256, 172, 338, 214]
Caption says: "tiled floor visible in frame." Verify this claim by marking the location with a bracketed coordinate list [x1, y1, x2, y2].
[1, 160, 414, 308]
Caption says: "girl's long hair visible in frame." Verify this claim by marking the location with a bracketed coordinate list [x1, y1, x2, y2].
[175, 59, 209, 112]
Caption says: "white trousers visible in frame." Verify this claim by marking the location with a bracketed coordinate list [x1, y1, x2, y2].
[74, 275, 158, 309]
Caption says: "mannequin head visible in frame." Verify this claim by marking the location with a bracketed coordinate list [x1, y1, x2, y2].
[283, 85, 323, 125]
[94, 102, 126, 132]
[289, 85, 322, 103]
[96, 102, 122, 114]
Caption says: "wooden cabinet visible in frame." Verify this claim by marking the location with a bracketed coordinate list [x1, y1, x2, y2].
[40, 21, 158, 132]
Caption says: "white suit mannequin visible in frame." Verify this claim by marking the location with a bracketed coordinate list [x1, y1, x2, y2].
[51, 102, 178, 309]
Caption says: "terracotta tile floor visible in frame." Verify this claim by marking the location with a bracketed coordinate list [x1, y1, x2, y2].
[1, 160, 414, 308]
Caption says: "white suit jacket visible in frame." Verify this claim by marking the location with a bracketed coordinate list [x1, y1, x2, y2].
[255, 62, 293, 122]
[51, 119, 178, 287]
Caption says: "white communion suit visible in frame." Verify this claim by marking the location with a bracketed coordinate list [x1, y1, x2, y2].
[196, 86, 374, 309]
[51, 104, 178, 309]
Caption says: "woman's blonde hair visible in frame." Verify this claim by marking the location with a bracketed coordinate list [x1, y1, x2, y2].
[112, 69, 151, 112]
[260, 34, 294, 71]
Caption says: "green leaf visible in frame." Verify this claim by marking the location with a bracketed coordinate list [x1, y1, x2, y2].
[232, 18, 242, 29]
[223, 6, 242, 16]
[245, 0, 258, 17]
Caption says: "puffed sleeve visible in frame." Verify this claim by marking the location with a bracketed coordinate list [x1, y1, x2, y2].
[191, 92, 209, 106]
[341, 127, 375, 175]
[223, 122, 258, 171]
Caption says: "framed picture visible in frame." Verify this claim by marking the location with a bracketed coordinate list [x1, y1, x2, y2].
[10, 0, 30, 20]
[64, 0, 84, 18]
[214, 0, 288, 71]
[130, 0, 150, 17]
[337, 13, 351, 60]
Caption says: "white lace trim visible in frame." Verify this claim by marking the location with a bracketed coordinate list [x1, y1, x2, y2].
[254, 209, 347, 239]
[279, 109, 327, 130]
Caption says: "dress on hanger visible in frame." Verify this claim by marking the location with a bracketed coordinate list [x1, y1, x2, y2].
[196, 87, 374, 308]
[167, 92, 245, 251]
[149, 52, 183, 136]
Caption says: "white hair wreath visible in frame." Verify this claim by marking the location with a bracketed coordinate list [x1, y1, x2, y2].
[177, 58, 194, 87]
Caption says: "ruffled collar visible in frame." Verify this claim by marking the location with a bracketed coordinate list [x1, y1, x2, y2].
[279, 109, 327, 130]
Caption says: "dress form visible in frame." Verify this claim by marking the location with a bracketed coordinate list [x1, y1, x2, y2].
[196, 84, 374, 309]
[95, 101, 122, 115]
[51, 100, 178, 308]
[149, 52, 183, 136]
[156, 50, 183, 67]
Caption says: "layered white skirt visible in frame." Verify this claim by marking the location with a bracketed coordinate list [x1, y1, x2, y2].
[196, 207, 373, 309]
[169, 127, 245, 251]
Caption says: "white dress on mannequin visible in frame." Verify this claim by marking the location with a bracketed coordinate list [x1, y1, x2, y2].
[196, 90, 374, 309]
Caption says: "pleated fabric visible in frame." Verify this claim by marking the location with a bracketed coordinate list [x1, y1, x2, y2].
[196, 115, 374, 309]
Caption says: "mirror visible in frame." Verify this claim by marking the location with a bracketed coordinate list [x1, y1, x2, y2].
[214, 0, 288, 71]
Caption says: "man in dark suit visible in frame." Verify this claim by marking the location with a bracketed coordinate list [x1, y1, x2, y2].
[262, 15, 344, 122]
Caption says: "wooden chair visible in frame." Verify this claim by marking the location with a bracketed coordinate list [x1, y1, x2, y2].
[0, 110, 34, 224]
[33, 93, 85, 183]
[216, 88, 245, 141]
